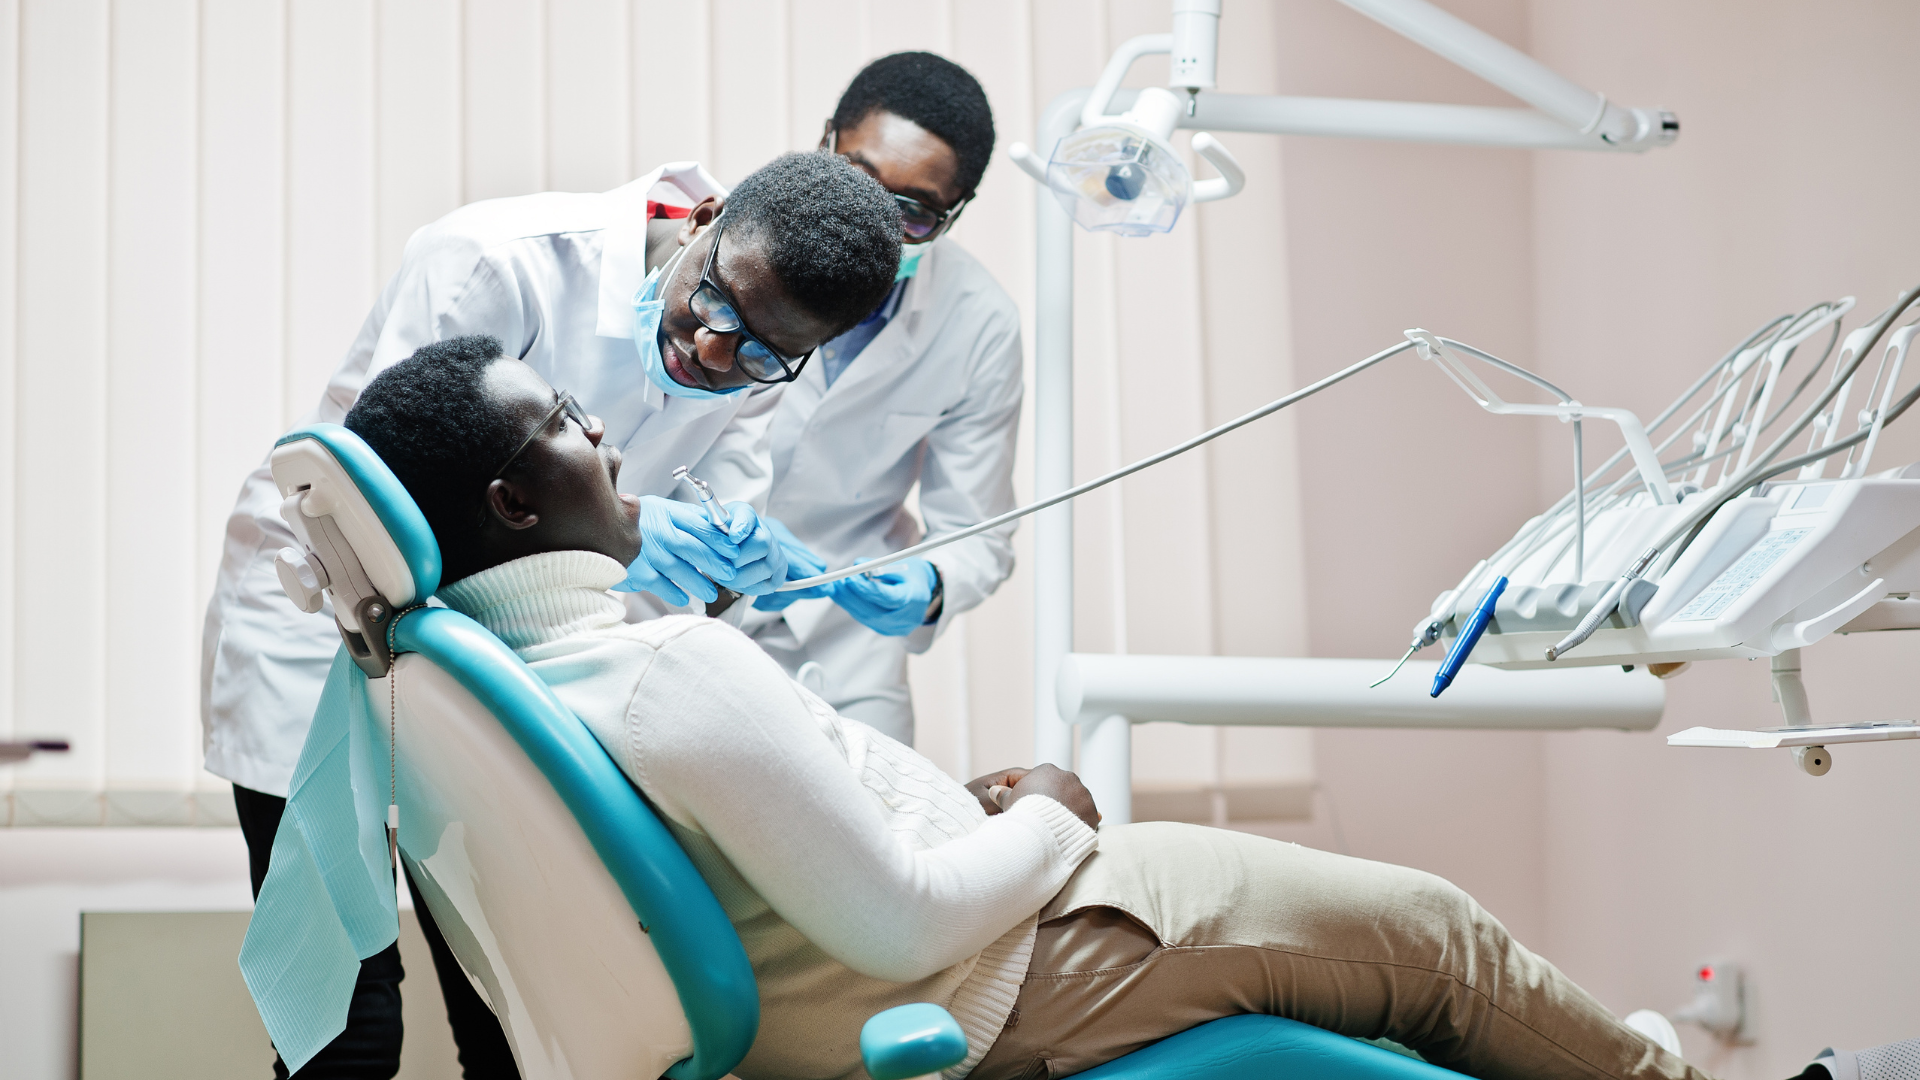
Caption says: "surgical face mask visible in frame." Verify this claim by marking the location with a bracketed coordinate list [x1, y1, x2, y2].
[896, 244, 925, 282]
[633, 244, 744, 401]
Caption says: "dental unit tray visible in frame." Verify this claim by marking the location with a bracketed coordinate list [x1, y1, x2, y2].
[1453, 468, 1920, 669]
[1405, 283, 1920, 772]
[1667, 721, 1920, 749]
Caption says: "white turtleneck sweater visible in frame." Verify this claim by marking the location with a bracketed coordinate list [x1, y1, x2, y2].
[437, 551, 1099, 1080]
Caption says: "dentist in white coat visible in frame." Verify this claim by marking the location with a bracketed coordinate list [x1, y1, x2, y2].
[746, 54, 1024, 744]
[201, 150, 906, 1079]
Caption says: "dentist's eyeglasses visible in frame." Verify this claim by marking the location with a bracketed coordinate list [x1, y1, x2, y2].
[687, 217, 814, 384]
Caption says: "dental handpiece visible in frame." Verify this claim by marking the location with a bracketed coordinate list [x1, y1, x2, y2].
[672, 465, 732, 533]
[673, 465, 741, 612]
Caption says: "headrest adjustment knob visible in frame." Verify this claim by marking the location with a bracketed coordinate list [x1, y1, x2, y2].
[276, 547, 330, 614]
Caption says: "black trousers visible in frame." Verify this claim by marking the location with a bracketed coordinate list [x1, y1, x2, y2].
[234, 785, 522, 1080]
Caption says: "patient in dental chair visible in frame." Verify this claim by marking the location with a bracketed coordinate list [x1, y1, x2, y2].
[344, 336, 1706, 1080]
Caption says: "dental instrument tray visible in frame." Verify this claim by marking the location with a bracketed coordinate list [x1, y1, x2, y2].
[1401, 283, 1920, 769]
[1667, 721, 1920, 749]
[1456, 471, 1920, 670]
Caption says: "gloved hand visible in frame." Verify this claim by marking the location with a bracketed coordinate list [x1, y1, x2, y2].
[752, 519, 836, 612]
[718, 501, 785, 596]
[613, 495, 758, 606]
[834, 558, 940, 637]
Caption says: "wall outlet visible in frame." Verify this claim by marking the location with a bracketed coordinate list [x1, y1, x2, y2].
[1673, 960, 1747, 1042]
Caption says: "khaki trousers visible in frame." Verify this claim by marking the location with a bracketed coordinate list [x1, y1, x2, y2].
[968, 823, 1706, 1080]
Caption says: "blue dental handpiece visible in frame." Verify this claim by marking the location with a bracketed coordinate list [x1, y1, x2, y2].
[1431, 576, 1508, 698]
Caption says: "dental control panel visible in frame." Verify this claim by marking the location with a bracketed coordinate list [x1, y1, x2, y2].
[1386, 284, 1920, 770]
[1446, 471, 1920, 669]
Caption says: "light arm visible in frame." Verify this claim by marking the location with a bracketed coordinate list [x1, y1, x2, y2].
[1335, 0, 1674, 148]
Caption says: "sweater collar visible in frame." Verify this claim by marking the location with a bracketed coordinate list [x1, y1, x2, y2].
[436, 550, 629, 650]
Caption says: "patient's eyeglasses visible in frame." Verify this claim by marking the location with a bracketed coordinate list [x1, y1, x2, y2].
[480, 390, 590, 524]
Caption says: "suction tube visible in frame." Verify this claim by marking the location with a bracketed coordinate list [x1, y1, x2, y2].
[773, 340, 1418, 592]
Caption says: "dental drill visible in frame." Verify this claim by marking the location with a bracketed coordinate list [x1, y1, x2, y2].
[675, 465, 742, 614]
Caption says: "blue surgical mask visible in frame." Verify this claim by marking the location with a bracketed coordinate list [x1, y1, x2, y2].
[633, 245, 743, 401]
[896, 244, 925, 282]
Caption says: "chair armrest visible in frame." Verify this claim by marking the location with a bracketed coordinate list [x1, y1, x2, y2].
[860, 1003, 968, 1080]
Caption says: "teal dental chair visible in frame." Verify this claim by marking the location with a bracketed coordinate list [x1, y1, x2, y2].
[270, 422, 1467, 1080]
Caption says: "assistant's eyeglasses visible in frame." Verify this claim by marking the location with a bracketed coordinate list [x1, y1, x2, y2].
[824, 127, 971, 244]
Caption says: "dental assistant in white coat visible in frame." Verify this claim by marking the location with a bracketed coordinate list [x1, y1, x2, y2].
[200, 150, 906, 1077]
[747, 53, 1024, 744]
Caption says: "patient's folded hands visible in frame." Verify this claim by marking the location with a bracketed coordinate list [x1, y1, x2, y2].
[966, 765, 1101, 830]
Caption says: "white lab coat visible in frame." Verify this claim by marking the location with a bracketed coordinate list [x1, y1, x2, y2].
[743, 239, 1023, 742]
[201, 163, 784, 798]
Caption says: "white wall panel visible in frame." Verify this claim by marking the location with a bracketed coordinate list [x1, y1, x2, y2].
[377, 0, 463, 280]
[286, 0, 377, 421]
[861, 0, 947, 63]
[464, 0, 545, 198]
[629, 0, 709, 170]
[546, 0, 629, 192]
[12, 0, 110, 823]
[197, 0, 289, 617]
[707, 0, 786, 184]
[787, 0, 864, 150]
[0, 0, 20, 804]
[103, 0, 200, 822]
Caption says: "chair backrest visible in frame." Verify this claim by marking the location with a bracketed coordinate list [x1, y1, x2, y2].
[268, 424, 758, 1080]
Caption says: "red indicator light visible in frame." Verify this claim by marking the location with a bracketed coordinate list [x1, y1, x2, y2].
[1698, 966, 1715, 982]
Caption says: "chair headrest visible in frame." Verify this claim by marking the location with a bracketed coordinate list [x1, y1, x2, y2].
[270, 424, 442, 674]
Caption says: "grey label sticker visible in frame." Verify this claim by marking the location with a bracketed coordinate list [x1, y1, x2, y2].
[1674, 528, 1812, 622]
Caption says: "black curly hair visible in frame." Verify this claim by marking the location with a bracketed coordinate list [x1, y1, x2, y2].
[831, 52, 995, 197]
[344, 335, 521, 542]
[723, 150, 902, 334]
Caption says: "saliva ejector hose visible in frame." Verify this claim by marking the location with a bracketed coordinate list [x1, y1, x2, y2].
[771, 339, 1420, 592]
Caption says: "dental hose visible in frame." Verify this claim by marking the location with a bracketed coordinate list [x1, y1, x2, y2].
[773, 339, 1421, 592]
[1544, 282, 1920, 661]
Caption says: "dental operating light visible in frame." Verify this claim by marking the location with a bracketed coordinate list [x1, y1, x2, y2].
[1021, 18, 1245, 237]
[1007, 0, 1676, 239]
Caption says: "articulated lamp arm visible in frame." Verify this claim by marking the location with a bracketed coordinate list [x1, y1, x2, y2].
[1189, 132, 1244, 202]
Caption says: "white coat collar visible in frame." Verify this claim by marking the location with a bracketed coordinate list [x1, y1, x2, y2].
[594, 161, 727, 342]
[592, 162, 729, 413]
[809, 239, 947, 399]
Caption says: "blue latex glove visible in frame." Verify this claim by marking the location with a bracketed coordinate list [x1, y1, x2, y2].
[613, 495, 746, 606]
[834, 558, 940, 637]
[752, 519, 836, 612]
[719, 501, 785, 596]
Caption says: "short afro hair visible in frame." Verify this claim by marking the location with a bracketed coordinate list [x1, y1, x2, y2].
[344, 335, 522, 544]
[723, 150, 901, 334]
[832, 52, 995, 197]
